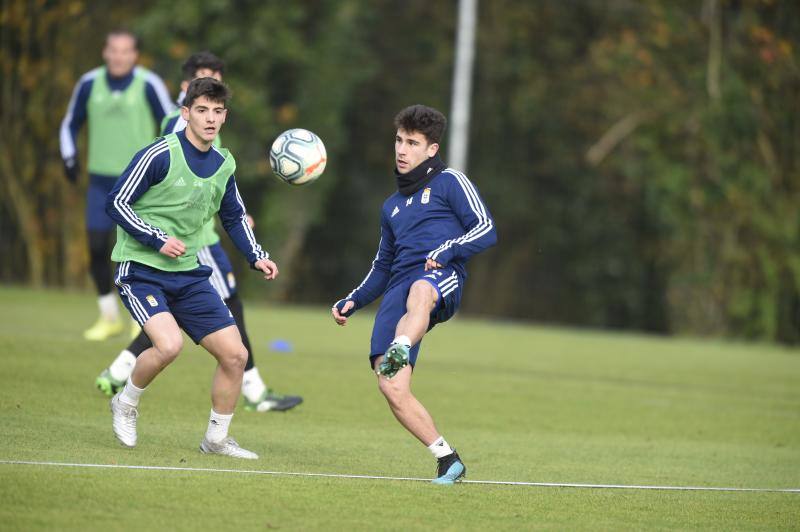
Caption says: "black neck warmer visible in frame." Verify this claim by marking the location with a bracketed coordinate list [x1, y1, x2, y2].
[394, 154, 446, 196]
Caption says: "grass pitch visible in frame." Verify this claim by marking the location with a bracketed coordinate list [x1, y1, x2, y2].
[0, 286, 798, 530]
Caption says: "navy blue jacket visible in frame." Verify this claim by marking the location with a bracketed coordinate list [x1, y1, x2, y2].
[344, 168, 496, 309]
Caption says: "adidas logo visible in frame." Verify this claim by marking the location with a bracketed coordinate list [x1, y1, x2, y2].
[391, 205, 400, 217]
[175, 176, 186, 187]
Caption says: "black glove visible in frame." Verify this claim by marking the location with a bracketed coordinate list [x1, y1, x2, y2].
[63, 158, 79, 184]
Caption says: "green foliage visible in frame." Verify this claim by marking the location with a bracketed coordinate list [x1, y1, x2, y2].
[0, 1, 145, 285]
[2, 0, 800, 342]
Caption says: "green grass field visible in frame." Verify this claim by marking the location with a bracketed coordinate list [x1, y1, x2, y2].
[0, 286, 798, 530]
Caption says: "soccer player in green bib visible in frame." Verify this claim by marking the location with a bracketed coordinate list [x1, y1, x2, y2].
[60, 29, 174, 341]
[96, 51, 302, 413]
[106, 77, 276, 458]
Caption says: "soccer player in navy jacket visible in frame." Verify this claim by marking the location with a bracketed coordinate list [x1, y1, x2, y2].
[332, 105, 497, 484]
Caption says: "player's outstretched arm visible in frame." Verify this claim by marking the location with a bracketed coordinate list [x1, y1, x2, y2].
[331, 214, 396, 326]
[218, 175, 271, 267]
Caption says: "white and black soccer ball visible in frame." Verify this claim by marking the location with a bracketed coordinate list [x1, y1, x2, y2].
[268, 128, 327, 186]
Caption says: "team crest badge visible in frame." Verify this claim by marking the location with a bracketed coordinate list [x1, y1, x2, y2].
[146, 295, 158, 307]
[421, 187, 431, 204]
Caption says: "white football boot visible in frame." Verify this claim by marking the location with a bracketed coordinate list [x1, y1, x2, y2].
[110, 393, 138, 447]
[199, 437, 259, 459]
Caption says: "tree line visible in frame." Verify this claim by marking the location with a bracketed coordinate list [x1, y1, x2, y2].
[2, 0, 799, 342]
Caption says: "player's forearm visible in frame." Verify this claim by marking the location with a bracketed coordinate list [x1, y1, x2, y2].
[431, 222, 497, 264]
[105, 194, 168, 251]
[222, 215, 269, 266]
[219, 176, 269, 266]
[346, 265, 391, 308]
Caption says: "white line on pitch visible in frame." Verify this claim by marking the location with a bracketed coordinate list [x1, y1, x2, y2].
[0, 460, 797, 493]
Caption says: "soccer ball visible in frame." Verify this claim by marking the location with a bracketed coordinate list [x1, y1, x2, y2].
[268, 128, 327, 186]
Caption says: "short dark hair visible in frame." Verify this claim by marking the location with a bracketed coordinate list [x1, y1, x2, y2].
[393, 105, 447, 144]
[182, 51, 225, 81]
[106, 29, 139, 50]
[183, 77, 231, 108]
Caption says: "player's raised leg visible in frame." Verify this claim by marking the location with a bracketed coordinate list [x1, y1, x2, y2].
[198, 324, 258, 459]
[380, 279, 438, 378]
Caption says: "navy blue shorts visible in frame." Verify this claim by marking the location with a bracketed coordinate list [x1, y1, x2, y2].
[114, 261, 235, 344]
[86, 175, 117, 231]
[369, 265, 463, 369]
[197, 242, 237, 300]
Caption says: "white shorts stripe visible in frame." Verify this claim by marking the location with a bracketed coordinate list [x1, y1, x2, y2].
[197, 247, 230, 300]
[114, 262, 149, 325]
[437, 272, 458, 287]
[441, 284, 458, 298]
[438, 275, 458, 289]
[119, 263, 149, 325]
[437, 272, 459, 295]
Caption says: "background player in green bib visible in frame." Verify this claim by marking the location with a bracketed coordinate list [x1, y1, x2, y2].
[96, 51, 302, 412]
[60, 29, 174, 341]
[106, 78, 276, 458]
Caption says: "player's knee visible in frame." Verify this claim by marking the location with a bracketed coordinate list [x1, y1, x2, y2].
[155, 334, 183, 363]
[223, 344, 248, 371]
[408, 280, 437, 310]
[377, 376, 409, 404]
[234, 347, 248, 370]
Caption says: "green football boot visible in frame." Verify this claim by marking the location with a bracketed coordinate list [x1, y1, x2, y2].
[378, 343, 410, 378]
[243, 389, 303, 412]
[95, 369, 125, 397]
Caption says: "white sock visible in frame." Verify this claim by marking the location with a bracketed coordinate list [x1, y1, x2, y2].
[428, 436, 453, 459]
[392, 335, 412, 347]
[98, 293, 120, 321]
[119, 377, 145, 407]
[108, 350, 137, 382]
[242, 367, 267, 403]
[206, 410, 233, 443]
